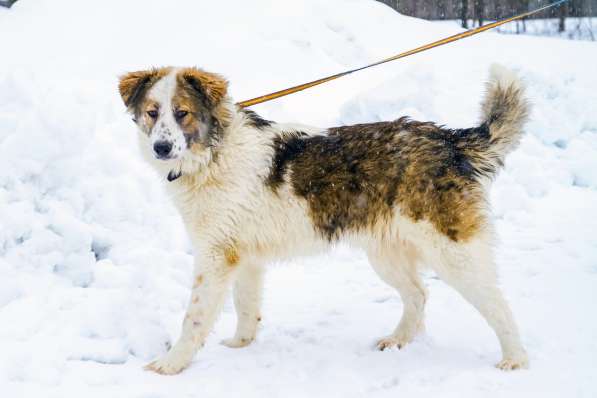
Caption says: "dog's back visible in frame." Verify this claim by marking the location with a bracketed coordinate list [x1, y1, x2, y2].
[265, 64, 529, 244]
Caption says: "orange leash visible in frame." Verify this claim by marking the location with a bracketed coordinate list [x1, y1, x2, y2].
[237, 0, 568, 108]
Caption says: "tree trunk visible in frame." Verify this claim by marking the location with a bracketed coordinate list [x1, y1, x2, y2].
[475, 0, 485, 27]
[558, 2, 568, 32]
[437, 1, 447, 20]
[522, 18, 526, 33]
[521, 0, 529, 33]
[461, 0, 469, 29]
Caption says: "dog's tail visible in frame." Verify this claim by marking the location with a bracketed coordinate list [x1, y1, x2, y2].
[460, 64, 530, 180]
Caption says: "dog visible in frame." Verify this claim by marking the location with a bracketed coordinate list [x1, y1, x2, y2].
[118, 64, 529, 374]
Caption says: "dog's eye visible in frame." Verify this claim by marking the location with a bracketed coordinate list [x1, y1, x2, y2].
[175, 110, 188, 120]
[147, 110, 158, 119]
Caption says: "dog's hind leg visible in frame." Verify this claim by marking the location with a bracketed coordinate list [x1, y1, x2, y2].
[431, 237, 528, 370]
[221, 263, 264, 348]
[367, 243, 427, 350]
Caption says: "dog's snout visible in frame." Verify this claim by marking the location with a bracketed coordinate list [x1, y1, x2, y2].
[153, 140, 173, 158]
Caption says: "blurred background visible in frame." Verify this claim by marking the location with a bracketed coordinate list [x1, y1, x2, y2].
[378, 1, 596, 39]
[3, 0, 594, 39]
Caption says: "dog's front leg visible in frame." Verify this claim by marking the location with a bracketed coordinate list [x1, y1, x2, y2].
[145, 252, 236, 375]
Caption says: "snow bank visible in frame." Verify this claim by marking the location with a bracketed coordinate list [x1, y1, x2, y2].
[1, 0, 596, 397]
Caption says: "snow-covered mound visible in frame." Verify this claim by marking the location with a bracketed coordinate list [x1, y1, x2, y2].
[1, 0, 596, 396]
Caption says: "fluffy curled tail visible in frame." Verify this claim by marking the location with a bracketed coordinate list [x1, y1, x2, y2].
[462, 64, 530, 179]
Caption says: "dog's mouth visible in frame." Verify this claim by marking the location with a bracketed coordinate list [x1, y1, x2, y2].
[154, 153, 180, 161]
[167, 170, 182, 182]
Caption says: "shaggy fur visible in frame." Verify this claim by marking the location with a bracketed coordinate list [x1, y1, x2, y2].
[118, 64, 530, 375]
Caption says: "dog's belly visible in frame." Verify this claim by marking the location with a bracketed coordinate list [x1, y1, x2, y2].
[239, 186, 450, 267]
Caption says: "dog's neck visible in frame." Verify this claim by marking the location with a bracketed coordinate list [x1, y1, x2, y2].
[164, 102, 269, 192]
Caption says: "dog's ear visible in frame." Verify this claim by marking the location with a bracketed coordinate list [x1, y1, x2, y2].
[180, 67, 228, 107]
[118, 69, 157, 110]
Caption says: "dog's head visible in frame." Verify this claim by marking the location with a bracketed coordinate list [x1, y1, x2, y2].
[118, 67, 231, 180]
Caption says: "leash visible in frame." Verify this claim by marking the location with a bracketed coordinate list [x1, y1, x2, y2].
[237, 0, 568, 108]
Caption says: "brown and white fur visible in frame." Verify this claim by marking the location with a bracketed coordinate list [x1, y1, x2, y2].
[118, 64, 530, 375]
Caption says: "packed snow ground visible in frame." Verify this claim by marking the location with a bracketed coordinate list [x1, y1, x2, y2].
[1, 0, 596, 397]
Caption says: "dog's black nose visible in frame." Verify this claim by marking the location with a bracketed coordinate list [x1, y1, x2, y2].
[153, 141, 173, 158]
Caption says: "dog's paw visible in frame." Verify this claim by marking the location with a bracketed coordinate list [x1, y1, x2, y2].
[376, 334, 411, 351]
[496, 354, 529, 371]
[144, 349, 193, 375]
[221, 336, 254, 348]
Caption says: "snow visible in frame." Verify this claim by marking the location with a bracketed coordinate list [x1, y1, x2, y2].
[1, 0, 596, 397]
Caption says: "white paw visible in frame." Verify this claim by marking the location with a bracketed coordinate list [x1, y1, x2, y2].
[144, 348, 193, 375]
[376, 334, 412, 351]
[221, 336, 254, 348]
[496, 354, 529, 371]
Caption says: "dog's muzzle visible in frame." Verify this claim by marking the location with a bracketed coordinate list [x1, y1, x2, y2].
[153, 140, 173, 159]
